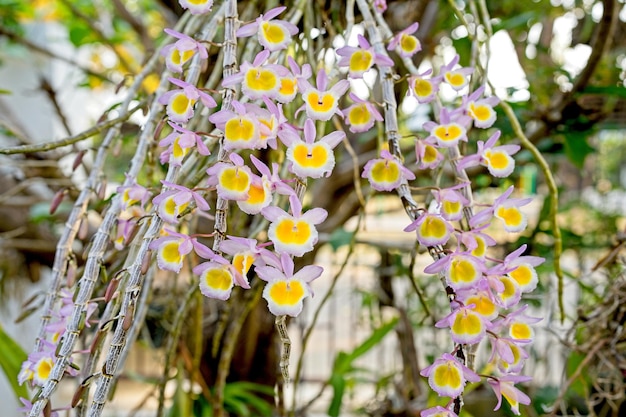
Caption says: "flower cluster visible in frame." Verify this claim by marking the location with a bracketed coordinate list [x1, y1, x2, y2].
[152, 5, 542, 415]
[358, 44, 541, 415]
[18, 3, 544, 416]
[142, 4, 359, 320]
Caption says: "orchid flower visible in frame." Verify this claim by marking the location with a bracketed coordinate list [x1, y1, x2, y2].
[262, 194, 328, 257]
[487, 375, 532, 415]
[424, 251, 486, 290]
[457, 131, 520, 178]
[341, 93, 383, 133]
[436, 304, 489, 345]
[281, 118, 345, 178]
[362, 150, 416, 191]
[161, 28, 208, 73]
[256, 252, 323, 317]
[420, 352, 480, 398]
[297, 68, 349, 121]
[158, 77, 217, 123]
[236, 6, 299, 51]
[178, 0, 213, 15]
[462, 85, 500, 128]
[432, 183, 470, 222]
[407, 69, 442, 104]
[441, 54, 474, 91]
[494, 244, 545, 293]
[404, 212, 454, 247]
[415, 137, 444, 170]
[420, 406, 458, 417]
[423, 107, 472, 148]
[152, 180, 210, 224]
[206, 153, 253, 201]
[209, 100, 267, 150]
[159, 121, 210, 166]
[388, 23, 421, 58]
[336, 34, 394, 78]
[223, 50, 286, 100]
[117, 179, 150, 210]
[149, 228, 212, 273]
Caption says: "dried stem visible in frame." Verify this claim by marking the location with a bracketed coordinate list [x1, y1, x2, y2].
[0, 102, 145, 155]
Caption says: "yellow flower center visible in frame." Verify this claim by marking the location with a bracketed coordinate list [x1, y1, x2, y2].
[233, 253, 254, 277]
[466, 294, 496, 318]
[349, 50, 373, 73]
[161, 241, 182, 264]
[469, 103, 492, 122]
[348, 104, 372, 126]
[306, 91, 336, 114]
[510, 322, 532, 340]
[449, 258, 479, 285]
[219, 167, 251, 192]
[275, 219, 312, 245]
[471, 236, 487, 257]
[292, 143, 329, 168]
[245, 182, 267, 204]
[225, 117, 257, 143]
[484, 150, 510, 170]
[451, 310, 483, 337]
[172, 136, 190, 160]
[163, 197, 188, 217]
[422, 144, 439, 163]
[445, 72, 466, 87]
[434, 124, 463, 143]
[419, 216, 448, 239]
[204, 268, 233, 291]
[245, 68, 279, 92]
[261, 21, 287, 45]
[171, 93, 194, 115]
[123, 189, 137, 206]
[370, 160, 400, 183]
[442, 200, 462, 216]
[500, 276, 517, 300]
[413, 78, 433, 98]
[35, 358, 53, 382]
[170, 48, 195, 65]
[400, 34, 418, 52]
[268, 280, 305, 306]
[496, 206, 523, 228]
[509, 265, 533, 286]
[433, 362, 462, 389]
[279, 77, 297, 97]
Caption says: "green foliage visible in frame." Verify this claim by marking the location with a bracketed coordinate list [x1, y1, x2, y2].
[563, 131, 595, 169]
[327, 317, 398, 417]
[0, 325, 28, 401]
[327, 226, 355, 250]
[184, 382, 275, 417]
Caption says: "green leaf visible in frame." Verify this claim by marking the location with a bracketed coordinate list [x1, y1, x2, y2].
[328, 227, 354, 250]
[327, 318, 398, 417]
[0, 325, 29, 401]
[492, 11, 539, 31]
[563, 132, 595, 169]
[68, 25, 93, 47]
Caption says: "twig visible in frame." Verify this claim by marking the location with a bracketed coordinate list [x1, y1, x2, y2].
[0, 102, 145, 155]
[156, 280, 199, 417]
[547, 336, 606, 417]
[85, 14, 219, 417]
